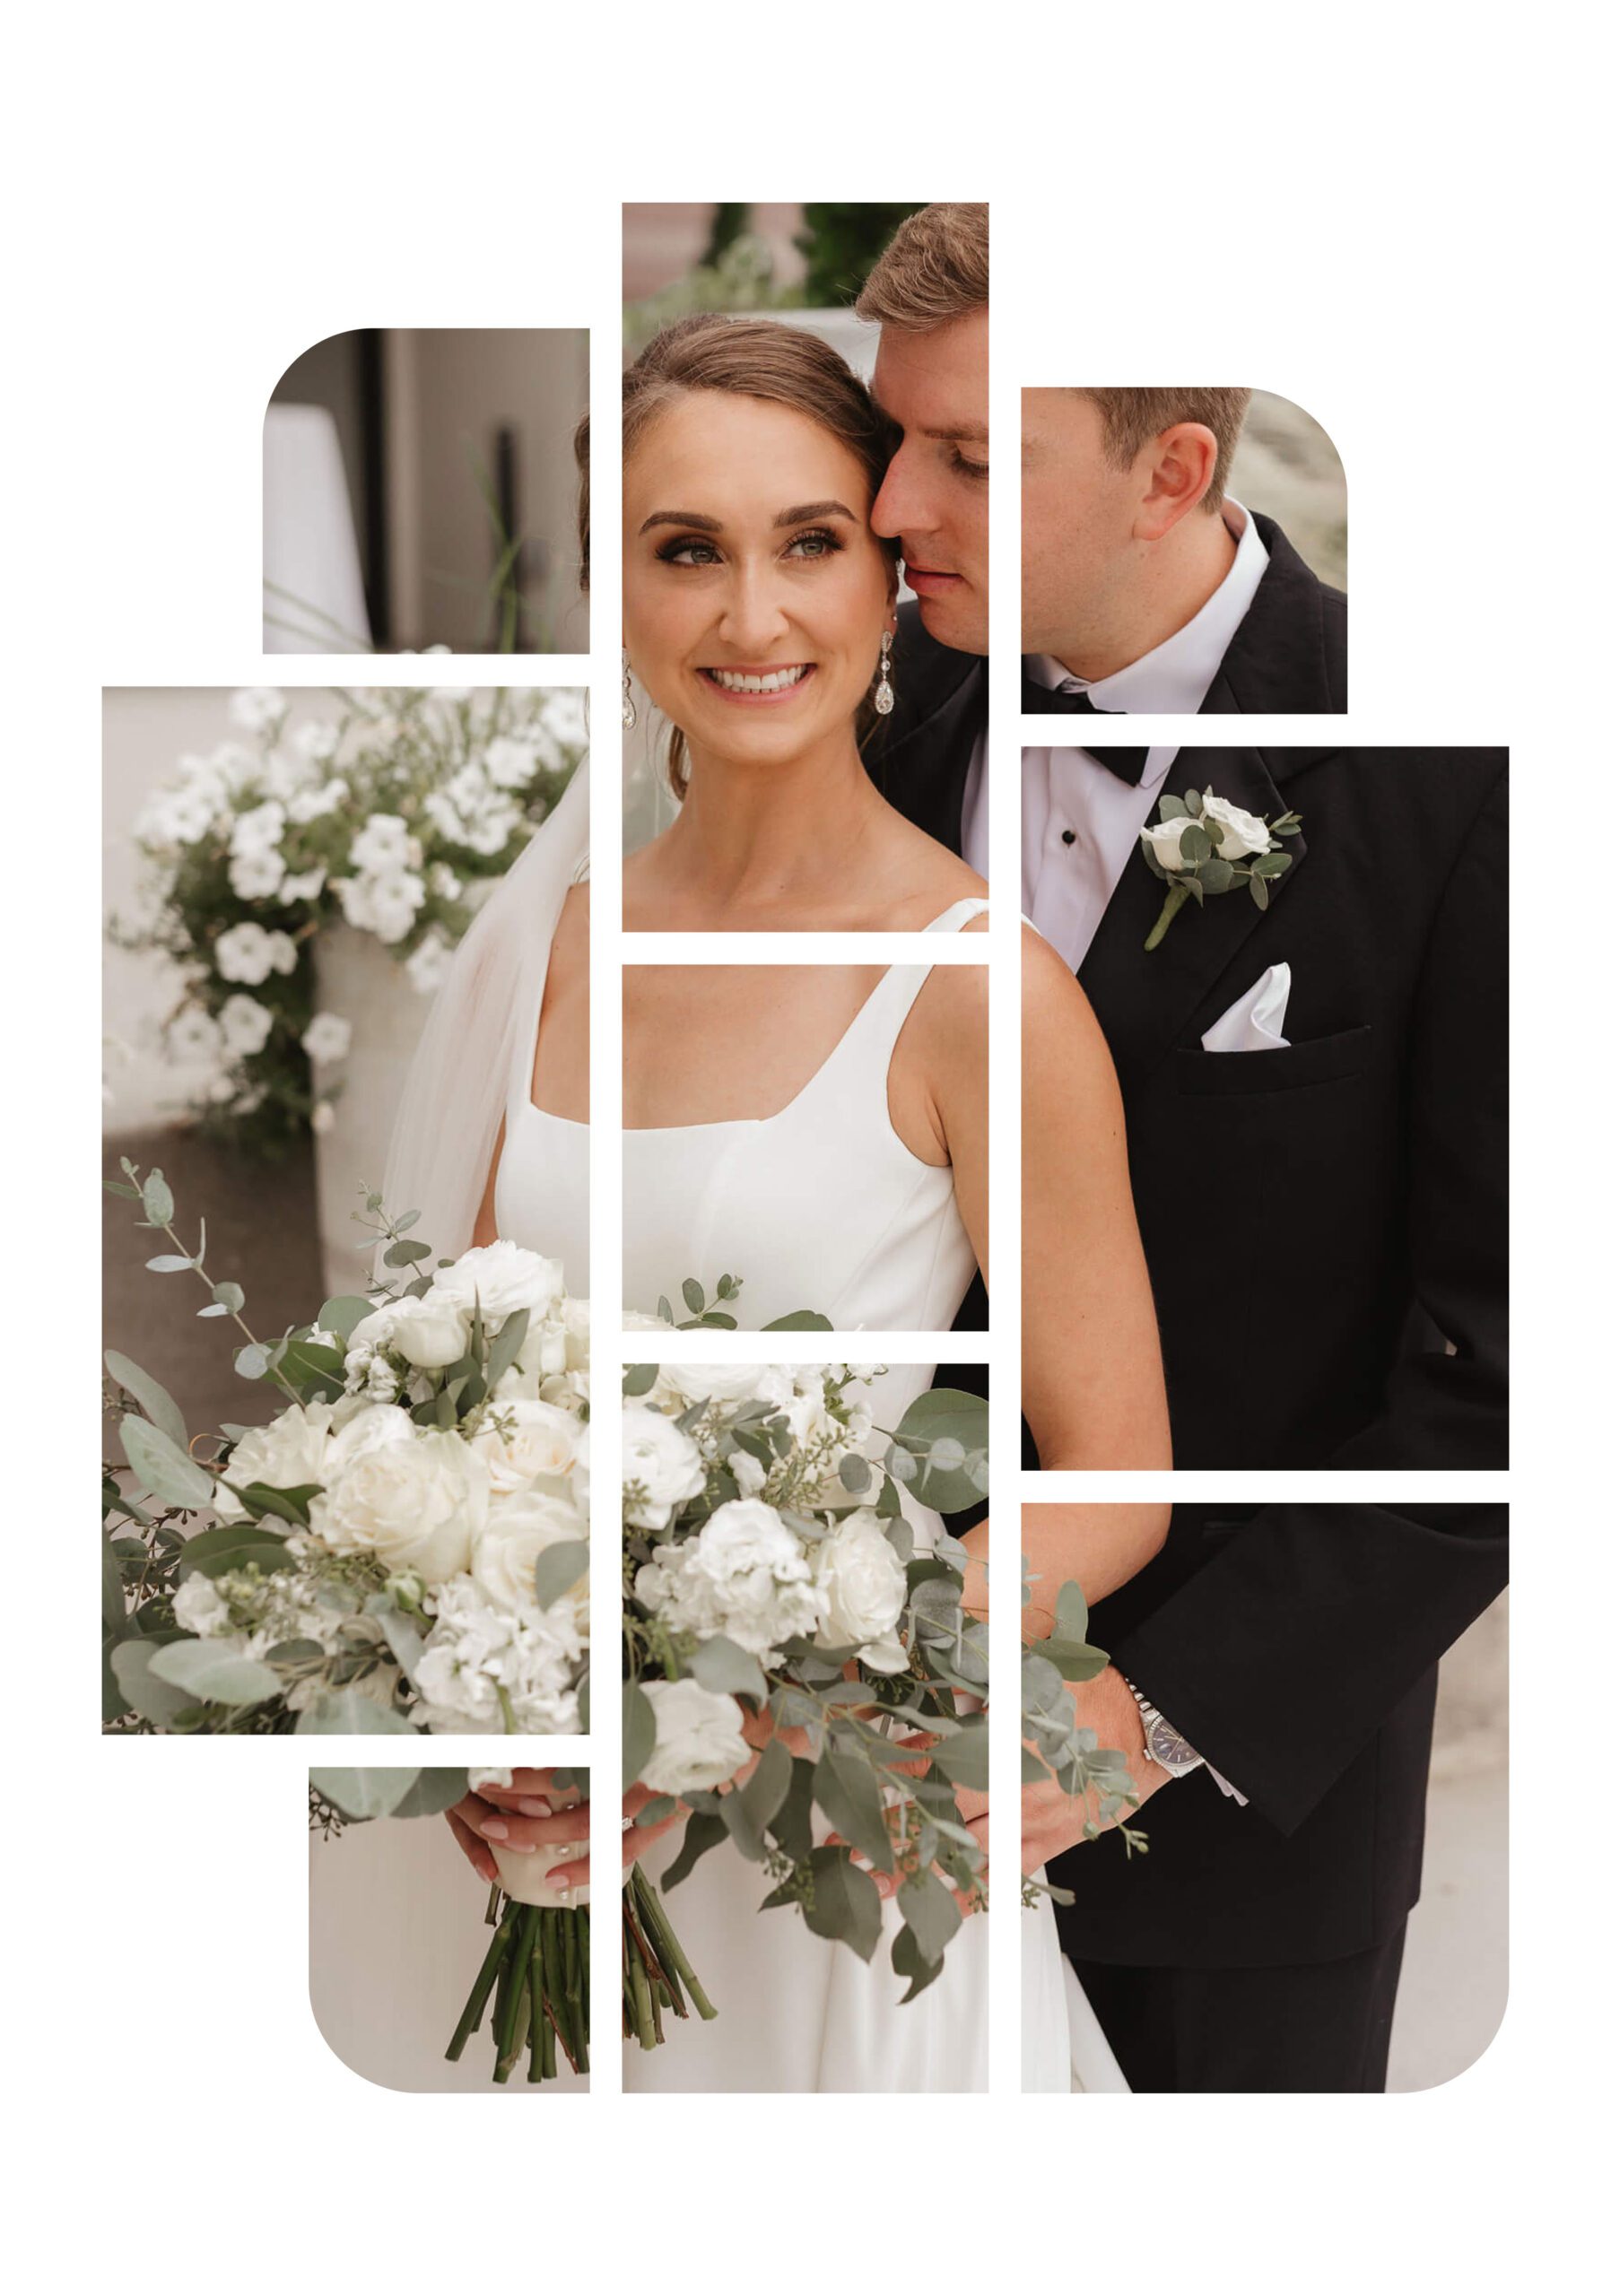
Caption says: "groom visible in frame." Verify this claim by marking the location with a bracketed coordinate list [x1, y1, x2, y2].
[1021, 387, 1346, 713]
[855, 202, 990, 866]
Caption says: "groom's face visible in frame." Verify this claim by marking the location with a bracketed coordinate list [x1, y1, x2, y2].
[869, 308, 989, 655]
[1021, 389, 1137, 657]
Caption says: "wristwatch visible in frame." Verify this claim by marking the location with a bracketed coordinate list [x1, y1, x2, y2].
[1123, 1678, 1205, 1778]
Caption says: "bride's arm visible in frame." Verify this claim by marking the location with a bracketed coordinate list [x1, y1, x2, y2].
[471, 1118, 505, 1247]
[1021, 926, 1171, 1470]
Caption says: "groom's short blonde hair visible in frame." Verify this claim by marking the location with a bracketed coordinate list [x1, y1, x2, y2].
[857, 204, 988, 331]
[1081, 388, 1253, 515]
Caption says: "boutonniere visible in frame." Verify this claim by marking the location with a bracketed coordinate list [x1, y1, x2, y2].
[1136, 787, 1302, 950]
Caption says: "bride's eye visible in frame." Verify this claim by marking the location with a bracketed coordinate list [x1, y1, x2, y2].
[656, 535, 722, 567]
[783, 527, 843, 561]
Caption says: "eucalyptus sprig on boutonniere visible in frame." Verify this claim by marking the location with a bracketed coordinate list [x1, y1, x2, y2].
[1137, 787, 1302, 951]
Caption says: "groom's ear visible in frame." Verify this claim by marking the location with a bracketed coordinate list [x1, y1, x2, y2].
[1132, 422, 1220, 542]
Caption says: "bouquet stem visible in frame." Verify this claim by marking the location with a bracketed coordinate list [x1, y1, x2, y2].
[623, 1866, 717, 2049]
[445, 1893, 590, 2084]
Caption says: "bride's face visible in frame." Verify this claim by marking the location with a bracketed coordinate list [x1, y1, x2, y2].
[623, 391, 893, 767]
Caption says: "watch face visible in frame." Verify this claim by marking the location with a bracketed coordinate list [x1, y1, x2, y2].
[1149, 1719, 1197, 1771]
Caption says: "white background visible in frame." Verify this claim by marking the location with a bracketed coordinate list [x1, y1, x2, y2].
[9, 2, 1597, 2288]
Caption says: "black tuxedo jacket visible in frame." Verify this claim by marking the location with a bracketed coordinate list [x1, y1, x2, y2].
[1054, 1500, 1508, 1967]
[1062, 744, 1508, 1470]
[867, 596, 986, 848]
[1023, 512, 1347, 715]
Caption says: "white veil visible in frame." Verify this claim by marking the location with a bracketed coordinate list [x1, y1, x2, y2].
[383, 758, 589, 1262]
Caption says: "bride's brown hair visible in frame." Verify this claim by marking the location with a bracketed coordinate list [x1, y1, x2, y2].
[577, 314, 898, 800]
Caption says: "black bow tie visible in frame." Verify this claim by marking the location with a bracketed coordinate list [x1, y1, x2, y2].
[1082, 745, 1152, 786]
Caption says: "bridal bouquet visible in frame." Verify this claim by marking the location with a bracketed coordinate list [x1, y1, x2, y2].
[622, 1361, 990, 2046]
[103, 1164, 588, 1735]
[310, 1766, 589, 2086]
[114, 685, 584, 1147]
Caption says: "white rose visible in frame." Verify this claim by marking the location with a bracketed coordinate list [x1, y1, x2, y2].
[473, 1398, 581, 1493]
[310, 1422, 487, 1584]
[432, 1239, 564, 1324]
[1139, 815, 1192, 871]
[172, 1572, 231, 1635]
[1198, 790, 1274, 861]
[623, 1404, 706, 1530]
[639, 1679, 749, 1796]
[814, 1508, 907, 1655]
[300, 1012, 353, 1064]
[213, 1400, 337, 1522]
[657, 1363, 770, 1405]
[473, 1486, 588, 1611]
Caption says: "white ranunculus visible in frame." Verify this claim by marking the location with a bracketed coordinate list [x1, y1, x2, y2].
[214, 921, 298, 985]
[230, 687, 284, 733]
[432, 1240, 564, 1324]
[218, 993, 274, 1059]
[350, 813, 418, 874]
[1198, 790, 1274, 861]
[405, 928, 453, 995]
[623, 1404, 707, 1530]
[172, 1572, 232, 1635]
[814, 1507, 907, 1655]
[637, 1499, 820, 1660]
[473, 1485, 588, 1611]
[229, 847, 286, 901]
[311, 1422, 487, 1584]
[639, 1680, 749, 1796]
[300, 1012, 353, 1065]
[473, 1398, 582, 1493]
[1139, 815, 1192, 871]
[213, 1400, 338, 1523]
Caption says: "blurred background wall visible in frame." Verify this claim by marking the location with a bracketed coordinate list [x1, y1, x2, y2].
[1233, 388, 1346, 590]
[266, 327, 589, 654]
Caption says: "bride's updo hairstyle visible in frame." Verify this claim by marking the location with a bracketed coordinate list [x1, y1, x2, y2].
[579, 314, 898, 800]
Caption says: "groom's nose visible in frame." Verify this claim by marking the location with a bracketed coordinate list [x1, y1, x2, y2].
[870, 444, 933, 547]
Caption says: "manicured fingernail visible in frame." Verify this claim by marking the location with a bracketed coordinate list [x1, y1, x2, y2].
[481, 1818, 509, 1839]
[517, 1797, 551, 1818]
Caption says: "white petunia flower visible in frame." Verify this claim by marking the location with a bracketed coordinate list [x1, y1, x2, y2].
[214, 922, 297, 985]
[228, 846, 286, 900]
[300, 1012, 353, 1064]
[230, 687, 285, 734]
[218, 993, 274, 1058]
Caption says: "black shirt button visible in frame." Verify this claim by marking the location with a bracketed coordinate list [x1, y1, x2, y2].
[1061, 828, 1077, 846]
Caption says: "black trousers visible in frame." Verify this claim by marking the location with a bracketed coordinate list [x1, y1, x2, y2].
[1071, 1923, 1408, 2093]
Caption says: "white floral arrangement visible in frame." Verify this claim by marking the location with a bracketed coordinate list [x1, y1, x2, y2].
[103, 1164, 588, 1735]
[620, 1359, 990, 2051]
[115, 685, 584, 1146]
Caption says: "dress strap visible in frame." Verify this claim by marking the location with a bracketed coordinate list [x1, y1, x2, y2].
[923, 896, 989, 934]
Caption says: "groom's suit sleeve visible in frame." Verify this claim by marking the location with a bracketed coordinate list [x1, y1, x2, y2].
[1110, 1502, 1508, 1837]
[1329, 758, 1509, 1469]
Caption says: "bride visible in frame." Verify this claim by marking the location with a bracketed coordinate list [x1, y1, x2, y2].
[386, 314, 1171, 2091]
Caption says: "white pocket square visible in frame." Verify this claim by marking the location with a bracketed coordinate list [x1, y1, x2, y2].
[1202, 961, 1292, 1052]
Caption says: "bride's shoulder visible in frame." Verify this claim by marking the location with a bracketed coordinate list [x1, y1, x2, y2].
[1021, 926, 1119, 1092]
[548, 880, 590, 972]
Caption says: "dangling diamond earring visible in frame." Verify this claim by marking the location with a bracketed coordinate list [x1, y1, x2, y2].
[622, 655, 638, 732]
[874, 629, 895, 716]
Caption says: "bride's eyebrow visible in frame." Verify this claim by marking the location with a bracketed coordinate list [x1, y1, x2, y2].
[640, 509, 721, 535]
[774, 500, 855, 526]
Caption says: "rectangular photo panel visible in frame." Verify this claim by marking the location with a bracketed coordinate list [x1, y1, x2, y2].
[1021, 385, 1345, 715]
[265, 327, 589, 655]
[1021, 1500, 1507, 2093]
[310, 1762, 591, 2092]
[622, 1355, 989, 2092]
[1020, 744, 1508, 1470]
[622, 957, 987, 1335]
[102, 683, 590, 1735]
[621, 202, 989, 926]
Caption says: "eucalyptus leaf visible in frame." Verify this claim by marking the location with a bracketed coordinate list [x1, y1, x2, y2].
[802, 1847, 883, 1962]
[309, 1766, 424, 1820]
[119, 1415, 213, 1510]
[147, 1640, 283, 1707]
[535, 1538, 590, 1610]
[689, 1635, 768, 1700]
[897, 1867, 964, 1962]
[103, 1352, 188, 1452]
[294, 1691, 418, 1735]
[815, 1748, 894, 1872]
[141, 1170, 174, 1225]
[660, 1808, 727, 1892]
[623, 1680, 657, 1787]
[111, 1639, 196, 1726]
[389, 1768, 473, 1819]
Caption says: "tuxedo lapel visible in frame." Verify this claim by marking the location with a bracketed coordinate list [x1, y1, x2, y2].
[1079, 747, 1311, 1083]
[1202, 515, 1346, 714]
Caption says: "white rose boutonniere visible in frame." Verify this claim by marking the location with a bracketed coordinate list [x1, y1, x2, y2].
[1137, 786, 1302, 949]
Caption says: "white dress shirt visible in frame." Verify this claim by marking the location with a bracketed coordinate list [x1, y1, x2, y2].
[1024, 499, 1270, 715]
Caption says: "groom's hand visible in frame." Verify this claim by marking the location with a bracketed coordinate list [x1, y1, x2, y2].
[1020, 1665, 1170, 1872]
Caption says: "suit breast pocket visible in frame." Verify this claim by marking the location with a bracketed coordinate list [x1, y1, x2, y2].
[1172, 1023, 1373, 1098]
